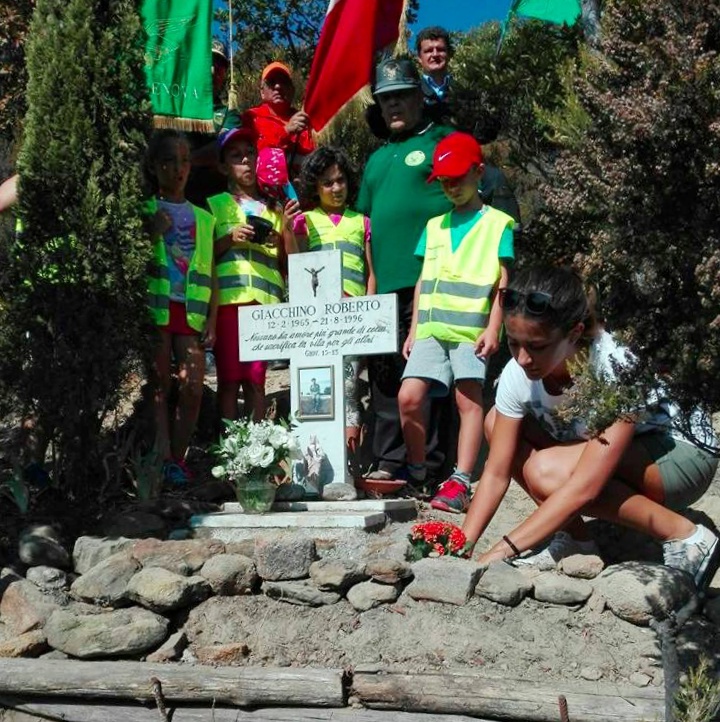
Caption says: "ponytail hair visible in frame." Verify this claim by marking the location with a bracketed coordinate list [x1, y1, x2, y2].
[505, 265, 599, 342]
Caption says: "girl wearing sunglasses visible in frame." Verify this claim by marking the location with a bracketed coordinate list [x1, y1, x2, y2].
[462, 265, 719, 591]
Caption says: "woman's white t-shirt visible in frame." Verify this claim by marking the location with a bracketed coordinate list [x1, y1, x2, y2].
[494, 330, 716, 446]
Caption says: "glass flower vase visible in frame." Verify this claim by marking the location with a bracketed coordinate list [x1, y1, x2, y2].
[234, 473, 277, 514]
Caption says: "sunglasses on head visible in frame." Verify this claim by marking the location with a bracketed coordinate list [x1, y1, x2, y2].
[499, 288, 554, 315]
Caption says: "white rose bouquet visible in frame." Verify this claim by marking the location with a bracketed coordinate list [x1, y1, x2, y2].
[212, 417, 302, 494]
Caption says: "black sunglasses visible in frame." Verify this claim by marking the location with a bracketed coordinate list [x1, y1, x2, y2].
[499, 288, 554, 315]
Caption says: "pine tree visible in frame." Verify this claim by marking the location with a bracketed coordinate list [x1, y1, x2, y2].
[0, 0, 152, 491]
[531, 0, 720, 445]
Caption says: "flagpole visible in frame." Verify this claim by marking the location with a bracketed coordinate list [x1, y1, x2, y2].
[227, 0, 238, 110]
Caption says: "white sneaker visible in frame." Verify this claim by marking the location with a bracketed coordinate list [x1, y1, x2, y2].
[663, 524, 720, 590]
[512, 531, 600, 571]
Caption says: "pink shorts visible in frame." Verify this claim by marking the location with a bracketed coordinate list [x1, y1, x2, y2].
[214, 303, 267, 385]
[159, 301, 198, 336]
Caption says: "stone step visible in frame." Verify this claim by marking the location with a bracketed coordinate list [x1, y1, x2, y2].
[222, 499, 417, 521]
[192, 510, 386, 530]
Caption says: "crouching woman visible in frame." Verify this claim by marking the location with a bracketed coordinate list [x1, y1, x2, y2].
[462, 265, 719, 590]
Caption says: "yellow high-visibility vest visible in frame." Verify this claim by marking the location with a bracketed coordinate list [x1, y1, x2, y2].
[207, 192, 284, 306]
[305, 209, 366, 297]
[416, 207, 513, 344]
[145, 198, 215, 333]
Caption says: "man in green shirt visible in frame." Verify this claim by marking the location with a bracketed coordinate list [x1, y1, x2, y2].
[356, 56, 454, 487]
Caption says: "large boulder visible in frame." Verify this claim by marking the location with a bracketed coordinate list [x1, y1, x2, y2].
[309, 558, 368, 592]
[0, 578, 67, 634]
[125, 567, 211, 613]
[406, 558, 484, 606]
[199, 554, 258, 595]
[70, 553, 139, 606]
[533, 573, 593, 605]
[45, 607, 168, 658]
[346, 581, 399, 611]
[0, 629, 49, 658]
[595, 562, 694, 625]
[72, 536, 135, 575]
[25, 566, 69, 592]
[131, 539, 225, 576]
[19, 525, 70, 570]
[475, 561, 533, 606]
[254, 536, 315, 581]
[263, 581, 341, 607]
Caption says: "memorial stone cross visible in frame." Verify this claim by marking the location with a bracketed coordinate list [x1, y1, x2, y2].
[238, 249, 398, 496]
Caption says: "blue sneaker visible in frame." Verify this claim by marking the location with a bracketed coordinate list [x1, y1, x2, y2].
[22, 462, 51, 490]
[162, 459, 192, 487]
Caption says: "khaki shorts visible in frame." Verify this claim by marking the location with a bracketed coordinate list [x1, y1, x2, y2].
[402, 337, 486, 397]
[636, 432, 718, 510]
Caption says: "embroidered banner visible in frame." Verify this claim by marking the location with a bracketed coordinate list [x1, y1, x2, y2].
[141, 0, 214, 131]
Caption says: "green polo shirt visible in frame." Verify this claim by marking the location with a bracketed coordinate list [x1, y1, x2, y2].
[357, 122, 454, 294]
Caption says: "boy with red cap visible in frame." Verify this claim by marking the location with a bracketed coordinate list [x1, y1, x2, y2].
[398, 131, 515, 513]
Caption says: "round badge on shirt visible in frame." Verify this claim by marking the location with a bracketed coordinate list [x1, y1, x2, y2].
[404, 150, 426, 166]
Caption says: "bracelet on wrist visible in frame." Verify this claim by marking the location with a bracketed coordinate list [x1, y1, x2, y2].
[502, 535, 521, 558]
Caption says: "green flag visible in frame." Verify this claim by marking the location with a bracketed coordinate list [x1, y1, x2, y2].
[141, 0, 214, 131]
[511, 0, 581, 26]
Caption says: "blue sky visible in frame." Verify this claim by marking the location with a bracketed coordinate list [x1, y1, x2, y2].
[411, 0, 512, 33]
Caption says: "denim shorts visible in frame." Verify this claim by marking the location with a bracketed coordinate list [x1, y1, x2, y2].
[402, 337, 486, 397]
[636, 432, 719, 510]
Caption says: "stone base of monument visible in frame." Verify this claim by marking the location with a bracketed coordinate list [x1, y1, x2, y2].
[189, 499, 417, 543]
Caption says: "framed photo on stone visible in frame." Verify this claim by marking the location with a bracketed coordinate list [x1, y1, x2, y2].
[298, 366, 334, 420]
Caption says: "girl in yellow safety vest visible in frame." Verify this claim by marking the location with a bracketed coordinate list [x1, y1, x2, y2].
[295, 147, 376, 462]
[144, 130, 217, 486]
[208, 128, 299, 422]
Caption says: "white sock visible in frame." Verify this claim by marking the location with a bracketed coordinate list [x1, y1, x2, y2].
[668, 525, 701, 545]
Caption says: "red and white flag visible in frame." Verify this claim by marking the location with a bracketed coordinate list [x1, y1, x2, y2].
[304, 0, 405, 132]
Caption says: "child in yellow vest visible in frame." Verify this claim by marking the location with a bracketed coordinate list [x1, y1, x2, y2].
[207, 128, 299, 422]
[144, 130, 217, 486]
[295, 147, 375, 459]
[399, 132, 515, 512]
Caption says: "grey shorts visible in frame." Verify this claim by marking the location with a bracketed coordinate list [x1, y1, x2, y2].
[636, 432, 719, 510]
[402, 337, 486, 397]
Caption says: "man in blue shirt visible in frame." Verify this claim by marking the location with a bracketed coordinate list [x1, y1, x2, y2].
[416, 26, 453, 125]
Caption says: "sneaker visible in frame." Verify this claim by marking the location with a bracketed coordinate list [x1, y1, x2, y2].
[512, 531, 600, 571]
[162, 459, 193, 487]
[22, 462, 51, 490]
[663, 524, 720, 591]
[430, 476, 470, 513]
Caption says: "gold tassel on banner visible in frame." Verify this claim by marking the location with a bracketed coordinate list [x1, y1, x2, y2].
[394, 0, 411, 56]
[153, 115, 215, 133]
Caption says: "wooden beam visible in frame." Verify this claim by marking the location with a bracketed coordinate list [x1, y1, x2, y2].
[0, 660, 344, 708]
[0, 698, 494, 722]
[352, 671, 664, 722]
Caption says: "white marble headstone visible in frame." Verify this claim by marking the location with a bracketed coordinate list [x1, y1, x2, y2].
[239, 249, 398, 495]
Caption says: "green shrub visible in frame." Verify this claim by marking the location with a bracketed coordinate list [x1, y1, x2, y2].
[532, 0, 720, 442]
[0, 0, 153, 493]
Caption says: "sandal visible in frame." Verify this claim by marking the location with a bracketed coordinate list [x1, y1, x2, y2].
[362, 468, 396, 481]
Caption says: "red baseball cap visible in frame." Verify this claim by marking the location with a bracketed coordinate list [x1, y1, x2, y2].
[427, 132, 483, 183]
